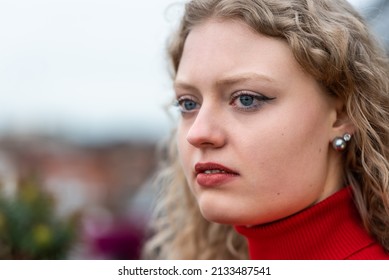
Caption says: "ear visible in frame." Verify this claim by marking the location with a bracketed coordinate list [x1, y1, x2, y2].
[330, 99, 355, 140]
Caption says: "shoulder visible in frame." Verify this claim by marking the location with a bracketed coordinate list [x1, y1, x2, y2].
[345, 242, 389, 260]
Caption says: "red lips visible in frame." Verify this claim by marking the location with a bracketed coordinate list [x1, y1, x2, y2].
[195, 162, 238, 174]
[195, 162, 239, 187]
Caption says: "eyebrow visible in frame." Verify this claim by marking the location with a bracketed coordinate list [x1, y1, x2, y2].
[215, 73, 274, 86]
[174, 72, 275, 91]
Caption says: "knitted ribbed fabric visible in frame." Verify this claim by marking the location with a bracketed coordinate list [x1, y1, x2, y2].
[235, 187, 389, 259]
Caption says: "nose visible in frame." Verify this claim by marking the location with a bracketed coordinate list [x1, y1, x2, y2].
[186, 103, 226, 149]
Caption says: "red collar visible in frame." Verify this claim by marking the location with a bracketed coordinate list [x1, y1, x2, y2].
[235, 187, 378, 259]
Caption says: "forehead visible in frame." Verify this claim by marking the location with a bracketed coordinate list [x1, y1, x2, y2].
[176, 19, 304, 90]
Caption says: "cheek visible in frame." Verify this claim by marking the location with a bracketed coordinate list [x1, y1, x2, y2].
[176, 124, 192, 175]
[238, 106, 331, 183]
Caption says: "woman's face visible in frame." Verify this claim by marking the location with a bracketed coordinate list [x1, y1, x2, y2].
[175, 19, 344, 226]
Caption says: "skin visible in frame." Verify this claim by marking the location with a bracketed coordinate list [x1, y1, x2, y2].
[175, 19, 352, 226]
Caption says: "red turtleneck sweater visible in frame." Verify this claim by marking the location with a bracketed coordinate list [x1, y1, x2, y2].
[235, 187, 389, 259]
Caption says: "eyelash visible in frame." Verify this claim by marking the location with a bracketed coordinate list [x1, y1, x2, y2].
[175, 96, 200, 114]
[175, 91, 275, 114]
[230, 91, 275, 112]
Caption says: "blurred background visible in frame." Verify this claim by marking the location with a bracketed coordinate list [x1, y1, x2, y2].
[0, 0, 387, 259]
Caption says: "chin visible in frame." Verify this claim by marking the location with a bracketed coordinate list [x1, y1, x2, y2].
[198, 202, 284, 226]
[198, 203, 247, 225]
[195, 194, 250, 225]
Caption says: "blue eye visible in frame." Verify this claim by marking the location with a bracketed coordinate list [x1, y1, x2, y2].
[175, 97, 200, 113]
[183, 100, 197, 111]
[239, 95, 254, 106]
[230, 91, 275, 111]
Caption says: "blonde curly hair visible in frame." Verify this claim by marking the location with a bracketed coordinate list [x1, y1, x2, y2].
[143, 0, 389, 259]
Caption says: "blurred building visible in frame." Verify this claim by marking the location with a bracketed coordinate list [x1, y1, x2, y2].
[0, 133, 157, 259]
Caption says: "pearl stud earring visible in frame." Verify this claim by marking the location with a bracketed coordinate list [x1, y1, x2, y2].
[332, 133, 352, 151]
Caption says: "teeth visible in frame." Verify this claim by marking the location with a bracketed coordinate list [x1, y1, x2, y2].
[204, 169, 226, 174]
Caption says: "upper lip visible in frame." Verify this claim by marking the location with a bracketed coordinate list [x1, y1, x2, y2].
[194, 162, 239, 175]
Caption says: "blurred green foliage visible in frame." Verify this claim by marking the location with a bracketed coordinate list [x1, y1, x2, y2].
[0, 177, 79, 259]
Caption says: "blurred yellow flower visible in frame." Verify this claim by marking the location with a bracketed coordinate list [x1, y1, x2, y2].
[20, 185, 39, 204]
[32, 224, 52, 247]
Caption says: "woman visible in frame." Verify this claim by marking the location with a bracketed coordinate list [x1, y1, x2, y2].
[143, 0, 389, 259]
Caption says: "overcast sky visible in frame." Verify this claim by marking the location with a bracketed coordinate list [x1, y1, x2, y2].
[0, 0, 373, 143]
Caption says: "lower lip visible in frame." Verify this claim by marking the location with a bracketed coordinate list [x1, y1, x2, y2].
[196, 173, 238, 187]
